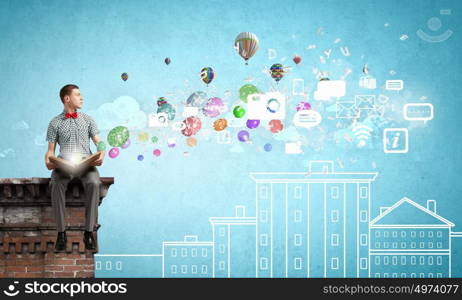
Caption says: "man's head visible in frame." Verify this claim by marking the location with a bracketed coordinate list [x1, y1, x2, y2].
[59, 84, 83, 109]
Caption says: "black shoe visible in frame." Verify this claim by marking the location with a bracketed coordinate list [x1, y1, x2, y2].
[55, 231, 67, 251]
[83, 231, 96, 250]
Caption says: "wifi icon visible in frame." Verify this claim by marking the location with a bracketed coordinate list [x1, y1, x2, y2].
[352, 123, 373, 147]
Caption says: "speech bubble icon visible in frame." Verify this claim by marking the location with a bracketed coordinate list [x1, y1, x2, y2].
[385, 80, 404, 91]
[293, 110, 322, 128]
[403, 103, 434, 122]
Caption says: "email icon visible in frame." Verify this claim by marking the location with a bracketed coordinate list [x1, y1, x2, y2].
[336, 101, 359, 119]
[355, 95, 375, 110]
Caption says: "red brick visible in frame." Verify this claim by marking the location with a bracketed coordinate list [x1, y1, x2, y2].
[63, 265, 85, 272]
[75, 271, 94, 278]
[44, 265, 64, 271]
[6, 266, 26, 272]
[45, 259, 75, 265]
[76, 259, 93, 265]
[53, 271, 75, 278]
[26, 266, 43, 272]
[14, 272, 43, 278]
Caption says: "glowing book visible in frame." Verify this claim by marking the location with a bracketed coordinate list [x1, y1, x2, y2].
[49, 152, 101, 176]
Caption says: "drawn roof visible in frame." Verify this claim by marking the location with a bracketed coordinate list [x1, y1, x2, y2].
[370, 197, 454, 227]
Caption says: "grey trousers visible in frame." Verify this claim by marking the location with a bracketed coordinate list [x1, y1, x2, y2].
[50, 166, 100, 232]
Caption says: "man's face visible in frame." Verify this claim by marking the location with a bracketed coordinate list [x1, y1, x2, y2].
[65, 88, 83, 109]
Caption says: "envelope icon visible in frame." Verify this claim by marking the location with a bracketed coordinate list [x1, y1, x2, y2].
[336, 101, 359, 119]
[372, 104, 385, 117]
[355, 95, 375, 110]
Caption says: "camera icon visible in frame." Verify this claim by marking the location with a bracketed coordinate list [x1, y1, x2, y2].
[3, 281, 20, 297]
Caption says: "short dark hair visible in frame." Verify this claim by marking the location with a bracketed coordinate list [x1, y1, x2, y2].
[59, 84, 79, 103]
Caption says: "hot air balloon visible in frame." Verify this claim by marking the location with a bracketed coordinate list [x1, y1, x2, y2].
[234, 32, 259, 65]
[200, 67, 214, 85]
[270, 63, 285, 83]
[121, 72, 128, 81]
[165, 57, 171, 65]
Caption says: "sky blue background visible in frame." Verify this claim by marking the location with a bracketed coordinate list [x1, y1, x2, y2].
[1, 0, 461, 277]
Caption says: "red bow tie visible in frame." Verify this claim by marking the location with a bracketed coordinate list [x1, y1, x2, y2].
[65, 112, 78, 119]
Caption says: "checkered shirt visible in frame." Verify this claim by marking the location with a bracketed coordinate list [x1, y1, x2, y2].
[46, 110, 100, 160]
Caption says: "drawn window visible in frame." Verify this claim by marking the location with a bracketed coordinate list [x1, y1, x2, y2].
[428, 231, 433, 238]
[260, 257, 268, 270]
[191, 248, 197, 257]
[171, 265, 177, 274]
[360, 258, 368, 270]
[420, 231, 425, 238]
[375, 256, 380, 265]
[294, 234, 302, 246]
[171, 248, 177, 257]
[219, 261, 226, 271]
[191, 265, 197, 274]
[375, 242, 380, 249]
[331, 257, 339, 270]
[401, 242, 406, 248]
[392, 231, 397, 238]
[428, 256, 434, 265]
[411, 231, 416, 237]
[116, 261, 122, 271]
[375, 231, 380, 237]
[331, 186, 339, 199]
[401, 231, 406, 238]
[437, 231, 442, 238]
[202, 248, 208, 257]
[360, 210, 368, 222]
[437, 242, 442, 249]
[375, 273, 380, 278]
[95, 261, 101, 270]
[294, 186, 302, 199]
[411, 273, 416, 278]
[383, 242, 389, 249]
[105, 262, 112, 270]
[360, 234, 367, 246]
[437, 256, 442, 265]
[419, 257, 425, 265]
[428, 242, 433, 248]
[411, 256, 416, 265]
[420, 242, 425, 249]
[260, 186, 268, 199]
[260, 234, 268, 246]
[181, 248, 187, 257]
[384, 231, 389, 238]
[437, 273, 442, 278]
[401, 256, 406, 265]
[384, 257, 389, 265]
[294, 257, 302, 270]
[201, 265, 208, 274]
[294, 210, 302, 223]
[219, 244, 226, 254]
[392, 256, 398, 265]
[392, 242, 397, 249]
[360, 186, 368, 198]
[181, 265, 187, 274]
[401, 273, 406, 278]
[331, 234, 339, 246]
[219, 227, 226, 237]
[411, 242, 416, 248]
[331, 210, 339, 223]
[260, 210, 268, 223]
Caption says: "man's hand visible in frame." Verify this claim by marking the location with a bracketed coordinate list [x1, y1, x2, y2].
[93, 151, 105, 166]
[45, 143, 57, 170]
[45, 155, 57, 170]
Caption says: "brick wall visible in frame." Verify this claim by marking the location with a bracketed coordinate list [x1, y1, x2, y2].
[0, 177, 113, 278]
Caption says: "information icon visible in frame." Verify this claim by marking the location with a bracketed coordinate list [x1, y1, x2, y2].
[383, 128, 409, 154]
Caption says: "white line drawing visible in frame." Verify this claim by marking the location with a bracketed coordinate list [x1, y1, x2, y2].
[217, 130, 232, 144]
[162, 235, 214, 278]
[370, 197, 455, 278]
[403, 103, 434, 122]
[250, 161, 378, 278]
[340, 46, 351, 57]
[94, 162, 461, 278]
[336, 101, 359, 119]
[385, 80, 404, 91]
[383, 128, 409, 153]
[417, 15, 453, 43]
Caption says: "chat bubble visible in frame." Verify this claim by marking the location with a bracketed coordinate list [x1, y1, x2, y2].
[403, 103, 434, 122]
[293, 110, 322, 128]
[314, 80, 346, 100]
[385, 80, 404, 91]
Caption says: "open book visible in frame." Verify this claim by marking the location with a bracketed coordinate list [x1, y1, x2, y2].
[49, 152, 101, 176]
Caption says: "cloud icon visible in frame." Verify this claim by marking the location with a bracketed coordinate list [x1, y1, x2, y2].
[87, 96, 147, 130]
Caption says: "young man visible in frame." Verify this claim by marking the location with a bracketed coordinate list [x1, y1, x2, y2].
[45, 84, 106, 251]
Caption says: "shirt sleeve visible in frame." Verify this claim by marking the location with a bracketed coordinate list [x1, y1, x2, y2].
[88, 116, 100, 138]
[46, 120, 58, 143]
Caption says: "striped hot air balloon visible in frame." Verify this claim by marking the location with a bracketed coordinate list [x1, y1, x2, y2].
[200, 67, 214, 85]
[234, 32, 259, 65]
